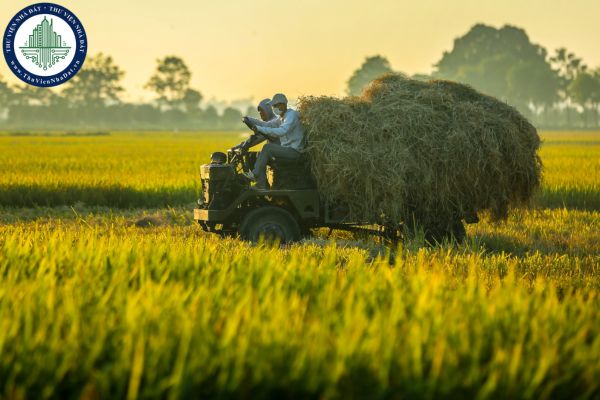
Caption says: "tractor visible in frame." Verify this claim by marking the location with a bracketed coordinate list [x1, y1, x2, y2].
[193, 145, 471, 244]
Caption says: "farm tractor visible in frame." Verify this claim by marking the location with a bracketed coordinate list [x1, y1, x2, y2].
[194, 145, 471, 244]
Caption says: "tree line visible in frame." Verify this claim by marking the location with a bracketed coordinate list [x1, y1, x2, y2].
[1, 23, 599, 130]
[0, 54, 255, 130]
[348, 24, 600, 129]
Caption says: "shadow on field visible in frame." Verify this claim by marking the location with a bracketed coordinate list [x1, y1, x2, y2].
[0, 183, 195, 208]
[472, 233, 533, 256]
[534, 187, 600, 212]
[472, 231, 598, 257]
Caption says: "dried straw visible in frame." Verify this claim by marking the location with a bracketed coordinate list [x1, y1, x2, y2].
[298, 73, 541, 229]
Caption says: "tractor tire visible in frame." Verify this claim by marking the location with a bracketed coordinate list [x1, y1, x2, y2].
[404, 215, 466, 245]
[424, 219, 466, 244]
[239, 206, 301, 244]
[450, 219, 466, 243]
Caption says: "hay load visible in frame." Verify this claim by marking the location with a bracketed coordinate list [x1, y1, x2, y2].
[298, 73, 541, 233]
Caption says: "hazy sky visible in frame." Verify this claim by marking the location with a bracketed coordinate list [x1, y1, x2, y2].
[1, 0, 599, 103]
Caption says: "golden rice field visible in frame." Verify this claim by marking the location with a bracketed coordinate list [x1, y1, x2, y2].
[0, 130, 598, 399]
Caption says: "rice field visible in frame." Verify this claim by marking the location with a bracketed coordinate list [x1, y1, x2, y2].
[0, 130, 598, 399]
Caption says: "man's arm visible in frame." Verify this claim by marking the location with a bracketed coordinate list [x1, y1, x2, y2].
[245, 134, 266, 149]
[246, 116, 280, 128]
[233, 133, 266, 150]
[257, 111, 297, 137]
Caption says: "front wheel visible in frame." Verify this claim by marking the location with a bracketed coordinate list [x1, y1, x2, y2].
[239, 206, 301, 244]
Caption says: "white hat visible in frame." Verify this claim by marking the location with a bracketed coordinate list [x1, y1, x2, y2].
[270, 93, 288, 106]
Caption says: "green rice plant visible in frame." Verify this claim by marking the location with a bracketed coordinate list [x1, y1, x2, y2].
[0, 129, 598, 398]
[0, 220, 597, 399]
[0, 130, 598, 211]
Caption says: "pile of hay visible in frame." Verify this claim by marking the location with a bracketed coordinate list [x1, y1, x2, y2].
[298, 73, 541, 231]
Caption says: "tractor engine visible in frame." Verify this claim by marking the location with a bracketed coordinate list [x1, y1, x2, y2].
[199, 152, 243, 210]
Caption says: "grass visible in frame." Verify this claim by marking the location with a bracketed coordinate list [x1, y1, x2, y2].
[0, 130, 598, 399]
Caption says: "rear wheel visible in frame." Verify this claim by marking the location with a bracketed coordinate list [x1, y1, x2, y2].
[239, 206, 301, 244]
[450, 219, 466, 243]
[404, 217, 466, 244]
[423, 219, 466, 244]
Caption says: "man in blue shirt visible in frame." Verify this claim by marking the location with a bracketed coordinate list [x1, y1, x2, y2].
[243, 93, 305, 190]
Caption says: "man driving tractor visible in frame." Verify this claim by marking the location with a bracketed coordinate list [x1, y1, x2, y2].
[241, 93, 305, 190]
[234, 98, 280, 152]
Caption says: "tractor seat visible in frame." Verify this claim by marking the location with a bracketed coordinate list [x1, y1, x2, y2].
[267, 154, 315, 190]
[269, 156, 304, 166]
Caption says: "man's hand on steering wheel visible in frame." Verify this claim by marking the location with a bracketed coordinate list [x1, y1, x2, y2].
[242, 116, 254, 130]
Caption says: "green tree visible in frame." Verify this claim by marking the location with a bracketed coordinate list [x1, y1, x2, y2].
[550, 48, 587, 87]
[146, 56, 201, 111]
[182, 88, 203, 114]
[221, 107, 242, 129]
[0, 74, 14, 115]
[435, 24, 559, 117]
[507, 59, 560, 114]
[200, 105, 219, 129]
[62, 53, 125, 107]
[13, 85, 62, 107]
[595, 70, 600, 127]
[550, 48, 588, 126]
[8, 85, 66, 128]
[347, 55, 393, 96]
[569, 70, 600, 128]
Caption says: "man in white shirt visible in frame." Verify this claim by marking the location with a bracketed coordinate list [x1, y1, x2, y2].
[243, 93, 304, 189]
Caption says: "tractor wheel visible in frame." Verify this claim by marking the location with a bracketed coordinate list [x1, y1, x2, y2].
[239, 206, 301, 244]
[450, 219, 466, 243]
[404, 215, 466, 245]
[423, 219, 466, 244]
